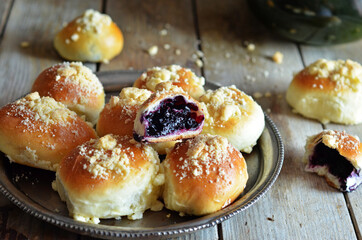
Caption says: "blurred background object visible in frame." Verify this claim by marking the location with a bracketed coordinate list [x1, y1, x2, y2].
[248, 0, 362, 45]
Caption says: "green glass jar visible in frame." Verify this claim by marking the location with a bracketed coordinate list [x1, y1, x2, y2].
[247, 0, 362, 45]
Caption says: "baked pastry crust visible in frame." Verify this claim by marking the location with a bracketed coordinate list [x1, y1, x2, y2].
[162, 134, 248, 215]
[55, 134, 164, 224]
[133, 91, 204, 143]
[0, 92, 96, 171]
[133, 65, 205, 99]
[199, 85, 265, 153]
[97, 87, 177, 154]
[54, 9, 123, 62]
[304, 130, 362, 192]
[31, 62, 105, 125]
[286, 59, 362, 124]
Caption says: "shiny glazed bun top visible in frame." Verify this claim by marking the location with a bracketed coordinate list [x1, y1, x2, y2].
[54, 9, 123, 62]
[286, 59, 362, 124]
[133, 65, 205, 99]
[0, 92, 96, 171]
[162, 134, 248, 216]
[31, 62, 105, 125]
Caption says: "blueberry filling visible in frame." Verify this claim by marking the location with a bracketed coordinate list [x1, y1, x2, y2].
[141, 95, 204, 138]
[309, 142, 361, 191]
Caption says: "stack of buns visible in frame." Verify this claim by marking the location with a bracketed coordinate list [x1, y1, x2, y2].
[0, 63, 264, 223]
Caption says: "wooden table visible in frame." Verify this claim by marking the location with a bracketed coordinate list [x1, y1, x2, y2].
[0, 0, 361, 239]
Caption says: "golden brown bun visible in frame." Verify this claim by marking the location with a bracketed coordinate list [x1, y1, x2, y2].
[199, 86, 264, 153]
[31, 62, 105, 125]
[304, 130, 362, 192]
[55, 134, 164, 223]
[133, 65, 205, 99]
[0, 92, 96, 171]
[134, 91, 205, 143]
[96, 87, 176, 154]
[286, 59, 362, 124]
[54, 9, 123, 62]
[162, 134, 248, 215]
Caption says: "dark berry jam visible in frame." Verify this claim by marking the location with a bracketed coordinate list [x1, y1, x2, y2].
[142, 95, 204, 138]
[310, 142, 358, 191]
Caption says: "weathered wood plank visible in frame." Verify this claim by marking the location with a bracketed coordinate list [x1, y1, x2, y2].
[100, 0, 201, 72]
[0, 0, 12, 38]
[0, 0, 101, 239]
[301, 40, 362, 239]
[197, 0, 356, 239]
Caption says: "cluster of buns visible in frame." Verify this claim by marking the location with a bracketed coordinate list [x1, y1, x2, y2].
[286, 59, 362, 125]
[0, 63, 266, 223]
[54, 9, 123, 63]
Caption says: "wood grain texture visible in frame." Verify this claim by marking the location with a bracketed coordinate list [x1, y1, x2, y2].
[0, 0, 100, 106]
[100, 0, 201, 72]
[0, 0, 100, 239]
[300, 40, 362, 239]
[0, 0, 13, 38]
[197, 0, 356, 239]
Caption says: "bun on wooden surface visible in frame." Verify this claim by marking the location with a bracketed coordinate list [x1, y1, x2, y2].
[54, 9, 123, 63]
[286, 59, 362, 124]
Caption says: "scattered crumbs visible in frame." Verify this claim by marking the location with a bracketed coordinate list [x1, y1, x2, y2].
[251, 57, 257, 63]
[264, 91, 272, 97]
[65, 39, 70, 44]
[245, 222, 248, 226]
[195, 59, 203, 68]
[266, 108, 271, 113]
[245, 75, 256, 82]
[272, 51, 283, 64]
[196, 50, 204, 58]
[225, 52, 231, 58]
[175, 49, 181, 56]
[62, 21, 67, 27]
[54, 208, 60, 213]
[20, 41, 30, 48]
[166, 214, 171, 218]
[247, 43, 255, 51]
[102, 59, 110, 64]
[163, 44, 170, 50]
[148, 45, 158, 56]
[263, 70, 270, 78]
[299, 223, 302, 227]
[290, 28, 297, 34]
[159, 29, 168, 36]
[70, 33, 79, 42]
[267, 216, 275, 222]
[179, 212, 185, 217]
[253, 92, 263, 99]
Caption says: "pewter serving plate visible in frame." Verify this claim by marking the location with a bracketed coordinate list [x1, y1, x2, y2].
[0, 71, 284, 239]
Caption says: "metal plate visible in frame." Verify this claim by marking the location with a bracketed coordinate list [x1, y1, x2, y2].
[0, 71, 284, 239]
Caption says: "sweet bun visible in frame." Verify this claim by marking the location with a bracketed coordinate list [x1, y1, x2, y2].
[286, 59, 362, 124]
[133, 91, 205, 143]
[55, 134, 164, 224]
[54, 9, 123, 63]
[199, 86, 264, 153]
[31, 62, 105, 125]
[0, 92, 96, 171]
[96, 87, 152, 137]
[162, 134, 248, 215]
[133, 65, 205, 99]
[304, 130, 362, 192]
[96, 87, 177, 154]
